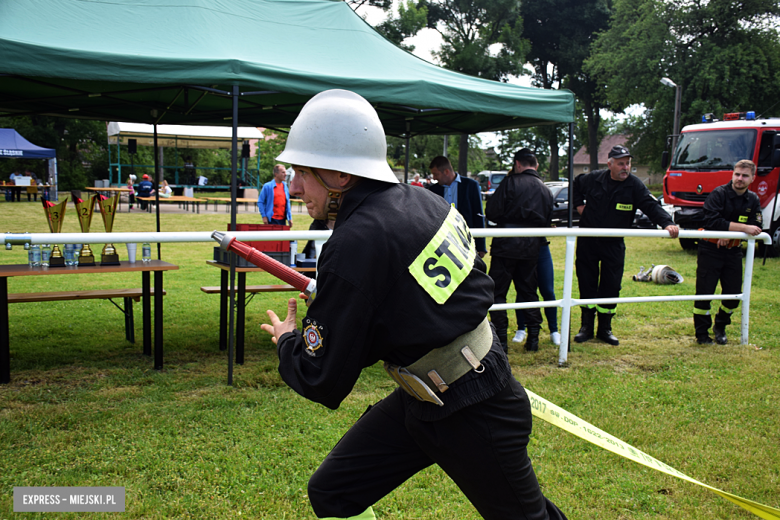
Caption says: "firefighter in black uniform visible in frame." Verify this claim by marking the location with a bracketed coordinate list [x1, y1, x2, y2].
[260, 90, 567, 520]
[485, 148, 553, 352]
[572, 145, 679, 345]
[694, 159, 763, 344]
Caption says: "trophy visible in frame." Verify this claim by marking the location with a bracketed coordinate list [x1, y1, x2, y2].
[42, 198, 69, 267]
[96, 193, 120, 265]
[72, 191, 96, 266]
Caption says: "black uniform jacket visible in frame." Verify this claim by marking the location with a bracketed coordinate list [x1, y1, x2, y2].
[573, 169, 674, 239]
[276, 179, 509, 417]
[701, 181, 762, 252]
[484, 168, 552, 259]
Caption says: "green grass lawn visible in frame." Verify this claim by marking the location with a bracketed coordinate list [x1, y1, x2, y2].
[0, 200, 778, 519]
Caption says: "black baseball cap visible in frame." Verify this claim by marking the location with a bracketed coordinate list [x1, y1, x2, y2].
[608, 145, 632, 159]
[513, 148, 536, 162]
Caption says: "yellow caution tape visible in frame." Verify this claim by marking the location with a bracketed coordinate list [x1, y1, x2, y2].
[526, 390, 780, 520]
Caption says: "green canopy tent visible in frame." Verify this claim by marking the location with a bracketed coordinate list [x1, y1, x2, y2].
[0, 0, 575, 382]
[0, 0, 573, 135]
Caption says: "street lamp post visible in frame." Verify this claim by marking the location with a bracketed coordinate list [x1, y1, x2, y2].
[660, 77, 682, 153]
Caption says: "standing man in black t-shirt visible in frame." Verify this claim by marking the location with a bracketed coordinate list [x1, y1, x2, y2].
[694, 159, 762, 344]
[572, 146, 679, 346]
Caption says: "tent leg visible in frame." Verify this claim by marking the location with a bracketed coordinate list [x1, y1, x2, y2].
[227, 84, 239, 387]
[404, 122, 410, 184]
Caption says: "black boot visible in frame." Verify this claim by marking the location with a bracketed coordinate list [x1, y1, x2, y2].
[525, 327, 540, 352]
[693, 312, 713, 344]
[713, 308, 731, 345]
[574, 307, 595, 343]
[596, 312, 619, 345]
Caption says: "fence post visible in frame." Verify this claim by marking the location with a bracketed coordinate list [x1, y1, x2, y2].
[559, 235, 577, 366]
[741, 239, 756, 345]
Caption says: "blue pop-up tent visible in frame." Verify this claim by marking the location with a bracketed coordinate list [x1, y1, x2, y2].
[0, 129, 58, 198]
[0, 129, 56, 159]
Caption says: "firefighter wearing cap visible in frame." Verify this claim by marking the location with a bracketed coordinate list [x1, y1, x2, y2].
[260, 90, 566, 520]
[572, 145, 679, 346]
[136, 174, 154, 210]
[693, 159, 762, 344]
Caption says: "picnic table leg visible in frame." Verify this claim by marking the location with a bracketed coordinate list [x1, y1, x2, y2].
[219, 269, 228, 351]
[154, 271, 163, 370]
[237, 272, 246, 365]
[1, 277, 9, 384]
[143, 271, 151, 356]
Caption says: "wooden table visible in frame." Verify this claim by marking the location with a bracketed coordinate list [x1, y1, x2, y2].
[136, 195, 201, 213]
[2, 184, 51, 202]
[0, 260, 179, 384]
[84, 187, 132, 211]
[202, 197, 258, 212]
[205, 260, 315, 364]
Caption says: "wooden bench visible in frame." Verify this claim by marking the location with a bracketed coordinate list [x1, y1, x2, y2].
[200, 284, 296, 305]
[9, 288, 165, 343]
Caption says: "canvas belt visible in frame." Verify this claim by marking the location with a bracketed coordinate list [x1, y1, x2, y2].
[698, 228, 741, 249]
[383, 317, 492, 407]
[701, 237, 741, 248]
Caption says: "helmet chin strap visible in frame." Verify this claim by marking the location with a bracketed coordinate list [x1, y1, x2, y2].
[310, 167, 353, 222]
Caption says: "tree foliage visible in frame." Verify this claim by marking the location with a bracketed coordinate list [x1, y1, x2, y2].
[522, 0, 611, 178]
[586, 0, 780, 171]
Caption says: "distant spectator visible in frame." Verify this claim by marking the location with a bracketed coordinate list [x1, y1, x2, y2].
[258, 164, 292, 226]
[410, 173, 424, 187]
[126, 177, 135, 211]
[136, 174, 154, 209]
[158, 179, 172, 198]
[427, 156, 486, 256]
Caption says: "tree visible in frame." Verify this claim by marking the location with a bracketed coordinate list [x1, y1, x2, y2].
[421, 0, 530, 175]
[586, 0, 780, 171]
[521, 0, 611, 179]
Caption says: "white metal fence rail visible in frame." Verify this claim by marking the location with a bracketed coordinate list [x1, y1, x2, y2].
[3, 228, 771, 366]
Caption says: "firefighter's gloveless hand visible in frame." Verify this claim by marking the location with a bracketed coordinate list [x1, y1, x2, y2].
[261, 298, 298, 344]
[665, 225, 680, 238]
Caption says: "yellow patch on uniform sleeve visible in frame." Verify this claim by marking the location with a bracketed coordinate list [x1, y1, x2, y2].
[738, 215, 748, 223]
[408, 205, 477, 304]
[616, 203, 633, 211]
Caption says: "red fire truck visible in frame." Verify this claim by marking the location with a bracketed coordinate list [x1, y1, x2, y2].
[663, 111, 780, 255]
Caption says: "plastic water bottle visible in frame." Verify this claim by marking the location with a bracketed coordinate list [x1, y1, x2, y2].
[31, 244, 41, 267]
[73, 244, 81, 266]
[142, 242, 152, 263]
[41, 244, 51, 267]
[64, 243, 75, 266]
[290, 240, 297, 267]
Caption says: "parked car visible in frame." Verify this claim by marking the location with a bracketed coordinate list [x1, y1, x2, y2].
[545, 181, 580, 227]
[633, 195, 675, 229]
[476, 170, 507, 199]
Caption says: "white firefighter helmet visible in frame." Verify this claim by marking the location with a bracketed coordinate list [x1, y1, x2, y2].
[277, 89, 398, 183]
[651, 264, 684, 284]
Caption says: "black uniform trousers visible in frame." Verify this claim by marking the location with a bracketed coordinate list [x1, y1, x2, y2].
[308, 378, 566, 520]
[488, 255, 542, 340]
[575, 237, 625, 311]
[694, 244, 742, 335]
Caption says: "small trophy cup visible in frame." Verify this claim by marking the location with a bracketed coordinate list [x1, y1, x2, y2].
[42, 198, 69, 267]
[97, 193, 120, 265]
[72, 191, 96, 266]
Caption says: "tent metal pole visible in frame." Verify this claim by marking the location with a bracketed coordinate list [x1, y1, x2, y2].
[154, 124, 161, 258]
[227, 84, 239, 386]
[568, 122, 574, 229]
[404, 122, 410, 184]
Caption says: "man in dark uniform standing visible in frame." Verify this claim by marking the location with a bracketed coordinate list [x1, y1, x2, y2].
[260, 90, 566, 520]
[572, 145, 679, 346]
[694, 159, 762, 344]
[485, 148, 553, 352]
